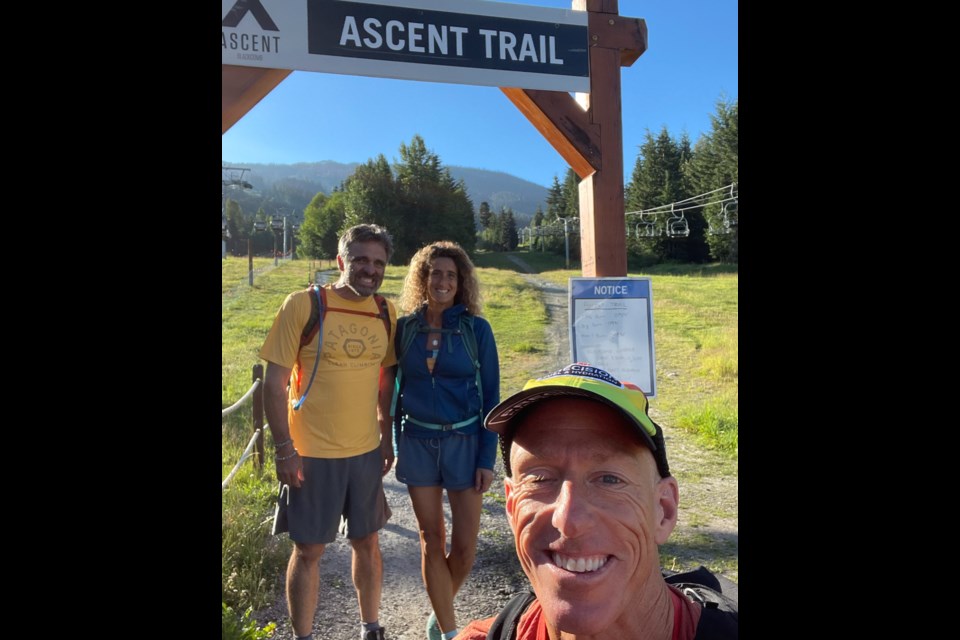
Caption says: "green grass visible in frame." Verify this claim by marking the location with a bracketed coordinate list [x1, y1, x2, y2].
[222, 253, 738, 606]
[222, 602, 278, 640]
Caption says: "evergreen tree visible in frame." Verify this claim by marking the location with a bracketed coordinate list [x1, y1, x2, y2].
[300, 191, 347, 259]
[436, 168, 477, 255]
[342, 154, 400, 257]
[478, 201, 492, 229]
[545, 175, 564, 221]
[685, 97, 738, 262]
[340, 135, 479, 264]
[533, 206, 544, 228]
[561, 168, 580, 219]
[625, 126, 707, 262]
[498, 207, 519, 251]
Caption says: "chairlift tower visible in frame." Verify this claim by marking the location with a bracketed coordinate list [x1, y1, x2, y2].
[557, 217, 579, 269]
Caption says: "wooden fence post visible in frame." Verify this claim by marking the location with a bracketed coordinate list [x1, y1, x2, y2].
[252, 363, 265, 471]
[248, 239, 254, 287]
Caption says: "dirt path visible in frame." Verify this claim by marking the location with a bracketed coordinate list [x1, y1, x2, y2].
[254, 259, 737, 639]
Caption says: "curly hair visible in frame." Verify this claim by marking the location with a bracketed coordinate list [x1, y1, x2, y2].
[398, 241, 482, 315]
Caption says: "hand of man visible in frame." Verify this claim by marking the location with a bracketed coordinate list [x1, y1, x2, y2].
[276, 455, 304, 488]
[475, 467, 494, 493]
[381, 441, 395, 476]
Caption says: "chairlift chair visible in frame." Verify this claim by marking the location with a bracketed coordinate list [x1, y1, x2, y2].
[722, 200, 738, 229]
[635, 212, 659, 238]
[666, 209, 690, 238]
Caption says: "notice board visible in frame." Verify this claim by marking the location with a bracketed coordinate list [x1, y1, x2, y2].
[568, 277, 656, 397]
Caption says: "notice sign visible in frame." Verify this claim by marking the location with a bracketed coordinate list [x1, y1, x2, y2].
[569, 277, 656, 397]
[221, 0, 590, 92]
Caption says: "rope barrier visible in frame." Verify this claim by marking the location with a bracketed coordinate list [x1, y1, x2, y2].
[222, 426, 267, 490]
[222, 378, 261, 418]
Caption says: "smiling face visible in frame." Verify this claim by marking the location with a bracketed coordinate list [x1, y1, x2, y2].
[337, 240, 388, 299]
[504, 397, 679, 636]
[426, 256, 458, 309]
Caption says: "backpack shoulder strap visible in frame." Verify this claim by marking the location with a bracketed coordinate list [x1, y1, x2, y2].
[486, 590, 536, 640]
[390, 314, 420, 448]
[692, 607, 739, 640]
[292, 285, 326, 411]
[459, 314, 478, 362]
[458, 314, 483, 419]
[396, 315, 421, 363]
[391, 315, 421, 412]
[663, 566, 738, 639]
[374, 294, 392, 340]
[301, 285, 325, 347]
[663, 566, 737, 610]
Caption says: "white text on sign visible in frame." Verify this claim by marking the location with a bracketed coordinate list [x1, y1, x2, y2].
[594, 285, 629, 295]
[339, 17, 565, 65]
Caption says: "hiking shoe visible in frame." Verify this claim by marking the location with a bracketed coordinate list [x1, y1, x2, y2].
[362, 628, 385, 640]
[426, 612, 442, 640]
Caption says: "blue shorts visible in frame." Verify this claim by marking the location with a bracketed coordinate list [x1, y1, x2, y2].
[282, 447, 390, 544]
[396, 429, 478, 491]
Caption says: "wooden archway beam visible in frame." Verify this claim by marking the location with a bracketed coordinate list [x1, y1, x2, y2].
[499, 87, 600, 180]
[501, 0, 647, 276]
[222, 65, 292, 134]
[500, 5, 647, 180]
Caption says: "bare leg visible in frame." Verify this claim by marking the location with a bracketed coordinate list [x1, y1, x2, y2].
[287, 542, 326, 637]
[446, 487, 483, 597]
[350, 531, 383, 623]
[409, 485, 482, 634]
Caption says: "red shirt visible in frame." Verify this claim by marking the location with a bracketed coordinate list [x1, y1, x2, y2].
[455, 585, 703, 640]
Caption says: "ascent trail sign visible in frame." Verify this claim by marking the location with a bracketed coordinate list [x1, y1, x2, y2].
[223, 0, 649, 276]
[221, 0, 590, 92]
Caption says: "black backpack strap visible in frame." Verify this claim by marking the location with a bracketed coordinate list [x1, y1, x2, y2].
[663, 566, 738, 639]
[486, 590, 536, 640]
[692, 607, 739, 640]
[663, 566, 722, 592]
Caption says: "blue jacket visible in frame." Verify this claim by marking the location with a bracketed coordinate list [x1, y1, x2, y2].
[395, 304, 500, 470]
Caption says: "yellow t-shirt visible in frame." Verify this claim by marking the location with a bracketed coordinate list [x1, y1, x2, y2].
[258, 285, 397, 458]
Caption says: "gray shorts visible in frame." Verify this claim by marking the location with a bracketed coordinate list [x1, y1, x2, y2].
[395, 430, 478, 491]
[279, 447, 390, 544]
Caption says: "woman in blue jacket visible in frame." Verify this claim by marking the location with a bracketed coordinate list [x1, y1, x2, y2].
[394, 240, 500, 640]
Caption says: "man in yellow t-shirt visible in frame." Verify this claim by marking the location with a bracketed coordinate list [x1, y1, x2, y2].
[259, 224, 398, 640]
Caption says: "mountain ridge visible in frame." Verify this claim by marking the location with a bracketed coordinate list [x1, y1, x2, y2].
[221, 160, 549, 225]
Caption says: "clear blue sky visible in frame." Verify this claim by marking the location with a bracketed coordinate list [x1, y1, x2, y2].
[221, 0, 738, 188]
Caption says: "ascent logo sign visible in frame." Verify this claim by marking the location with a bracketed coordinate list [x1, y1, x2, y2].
[222, 0, 282, 62]
[222, 0, 278, 30]
[222, 0, 590, 92]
